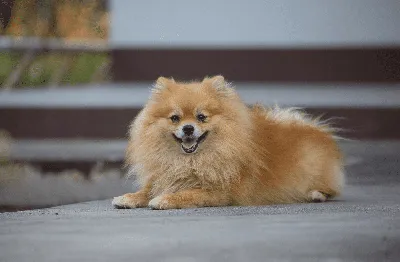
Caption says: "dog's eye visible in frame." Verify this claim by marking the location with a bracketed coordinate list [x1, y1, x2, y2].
[170, 115, 180, 123]
[197, 114, 207, 122]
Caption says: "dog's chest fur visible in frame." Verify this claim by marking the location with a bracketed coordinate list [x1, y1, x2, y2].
[147, 154, 241, 197]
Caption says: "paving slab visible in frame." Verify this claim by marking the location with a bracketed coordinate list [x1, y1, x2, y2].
[1, 141, 400, 262]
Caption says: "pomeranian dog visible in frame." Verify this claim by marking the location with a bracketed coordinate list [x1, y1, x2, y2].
[112, 76, 344, 209]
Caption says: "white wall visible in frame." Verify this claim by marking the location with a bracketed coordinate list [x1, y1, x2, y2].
[111, 0, 400, 48]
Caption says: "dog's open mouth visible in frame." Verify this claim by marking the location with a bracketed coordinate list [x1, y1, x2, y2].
[173, 131, 209, 154]
[181, 143, 199, 154]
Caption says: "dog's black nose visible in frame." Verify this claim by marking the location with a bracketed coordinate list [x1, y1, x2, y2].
[182, 125, 194, 135]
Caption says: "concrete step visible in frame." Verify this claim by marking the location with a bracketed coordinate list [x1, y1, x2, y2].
[7, 139, 400, 173]
[1, 83, 400, 139]
[1, 83, 400, 108]
[5, 139, 126, 174]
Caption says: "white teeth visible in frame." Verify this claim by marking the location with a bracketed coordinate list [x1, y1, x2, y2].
[182, 143, 196, 149]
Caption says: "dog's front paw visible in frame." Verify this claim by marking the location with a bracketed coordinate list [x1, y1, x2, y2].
[112, 196, 128, 208]
[112, 193, 148, 209]
[308, 190, 328, 203]
[148, 195, 177, 210]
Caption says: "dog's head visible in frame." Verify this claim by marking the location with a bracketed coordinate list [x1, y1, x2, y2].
[141, 76, 250, 155]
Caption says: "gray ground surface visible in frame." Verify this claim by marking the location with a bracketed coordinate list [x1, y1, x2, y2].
[1, 141, 400, 262]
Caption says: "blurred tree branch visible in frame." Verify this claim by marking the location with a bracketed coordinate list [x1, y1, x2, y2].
[0, 0, 14, 30]
[2, 0, 108, 39]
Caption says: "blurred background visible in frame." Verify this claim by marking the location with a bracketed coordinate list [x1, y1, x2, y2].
[0, 0, 399, 211]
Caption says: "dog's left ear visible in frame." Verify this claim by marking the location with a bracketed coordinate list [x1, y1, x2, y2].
[210, 75, 226, 91]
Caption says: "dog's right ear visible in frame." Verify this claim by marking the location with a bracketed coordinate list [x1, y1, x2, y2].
[203, 75, 234, 97]
[152, 77, 175, 94]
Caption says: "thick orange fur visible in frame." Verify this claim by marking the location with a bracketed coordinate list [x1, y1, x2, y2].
[112, 76, 344, 209]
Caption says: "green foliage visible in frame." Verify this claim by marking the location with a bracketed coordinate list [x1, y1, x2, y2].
[0, 52, 109, 88]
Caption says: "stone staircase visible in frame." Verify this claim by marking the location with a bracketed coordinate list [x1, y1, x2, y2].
[1, 83, 399, 174]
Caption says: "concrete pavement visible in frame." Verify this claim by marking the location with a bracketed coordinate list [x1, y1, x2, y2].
[1, 141, 400, 262]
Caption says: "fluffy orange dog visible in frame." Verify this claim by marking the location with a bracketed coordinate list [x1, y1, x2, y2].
[112, 76, 344, 209]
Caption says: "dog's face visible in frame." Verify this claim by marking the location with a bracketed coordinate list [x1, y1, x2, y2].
[169, 109, 210, 154]
[143, 76, 247, 155]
